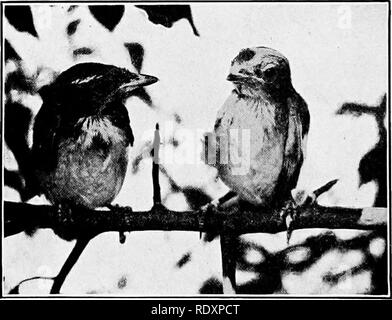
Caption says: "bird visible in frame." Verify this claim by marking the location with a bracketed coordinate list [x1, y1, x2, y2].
[31, 62, 158, 241]
[204, 46, 310, 293]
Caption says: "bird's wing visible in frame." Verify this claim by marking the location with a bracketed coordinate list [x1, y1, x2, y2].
[275, 92, 310, 201]
[107, 101, 134, 147]
[297, 93, 310, 139]
[213, 104, 227, 132]
[296, 92, 310, 160]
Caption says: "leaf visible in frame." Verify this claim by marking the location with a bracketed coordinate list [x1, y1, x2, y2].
[8, 285, 20, 294]
[5, 39, 21, 61]
[89, 5, 124, 31]
[5, 5, 38, 38]
[67, 5, 78, 13]
[136, 5, 200, 36]
[182, 187, 212, 210]
[123, 42, 154, 107]
[124, 42, 144, 72]
[176, 252, 192, 268]
[73, 47, 94, 58]
[67, 19, 81, 36]
[132, 88, 153, 107]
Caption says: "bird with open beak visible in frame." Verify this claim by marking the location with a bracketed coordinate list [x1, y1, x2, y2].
[32, 62, 158, 240]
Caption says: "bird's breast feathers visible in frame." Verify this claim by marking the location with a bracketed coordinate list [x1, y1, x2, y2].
[38, 116, 130, 209]
[213, 93, 304, 205]
[75, 116, 127, 150]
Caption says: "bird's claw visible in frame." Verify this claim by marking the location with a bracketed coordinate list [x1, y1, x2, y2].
[280, 189, 317, 245]
[107, 204, 132, 244]
[279, 199, 297, 244]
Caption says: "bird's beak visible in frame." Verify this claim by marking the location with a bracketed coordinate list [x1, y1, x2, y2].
[226, 73, 246, 83]
[120, 74, 159, 91]
[136, 74, 159, 87]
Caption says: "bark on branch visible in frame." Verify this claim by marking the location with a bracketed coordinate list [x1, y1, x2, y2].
[4, 200, 387, 238]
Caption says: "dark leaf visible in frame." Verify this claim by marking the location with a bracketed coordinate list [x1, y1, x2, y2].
[337, 95, 387, 207]
[124, 42, 144, 72]
[5, 102, 40, 201]
[182, 187, 212, 210]
[4, 169, 24, 194]
[132, 87, 153, 107]
[5, 39, 21, 61]
[117, 275, 128, 289]
[5, 102, 32, 146]
[199, 277, 222, 294]
[136, 5, 200, 36]
[67, 19, 81, 36]
[358, 141, 387, 207]
[73, 47, 94, 57]
[176, 252, 192, 268]
[8, 285, 20, 294]
[5, 68, 36, 94]
[173, 113, 182, 124]
[67, 5, 78, 13]
[5, 5, 38, 38]
[372, 239, 388, 294]
[89, 5, 124, 31]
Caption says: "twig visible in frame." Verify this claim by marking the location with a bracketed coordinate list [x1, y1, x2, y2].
[313, 179, 338, 198]
[152, 123, 161, 205]
[50, 236, 92, 294]
[220, 234, 238, 294]
[9, 276, 54, 294]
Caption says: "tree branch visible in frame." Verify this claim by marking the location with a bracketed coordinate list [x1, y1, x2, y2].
[152, 122, 161, 205]
[4, 200, 387, 238]
[50, 236, 92, 294]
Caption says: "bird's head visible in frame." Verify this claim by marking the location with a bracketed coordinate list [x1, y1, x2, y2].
[39, 63, 158, 117]
[100, 66, 159, 101]
[227, 47, 292, 97]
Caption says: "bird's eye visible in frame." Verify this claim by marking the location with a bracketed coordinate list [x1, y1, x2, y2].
[263, 67, 277, 81]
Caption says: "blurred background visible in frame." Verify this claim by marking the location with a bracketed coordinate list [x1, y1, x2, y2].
[3, 2, 388, 295]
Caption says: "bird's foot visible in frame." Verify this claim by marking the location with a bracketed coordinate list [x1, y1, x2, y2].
[107, 204, 133, 244]
[279, 189, 317, 245]
[279, 199, 297, 245]
[279, 180, 339, 244]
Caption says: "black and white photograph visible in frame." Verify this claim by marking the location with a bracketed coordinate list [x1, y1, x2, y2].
[1, 1, 390, 299]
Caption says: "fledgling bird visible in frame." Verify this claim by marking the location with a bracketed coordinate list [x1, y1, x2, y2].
[212, 46, 309, 210]
[32, 62, 158, 239]
[206, 47, 310, 293]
